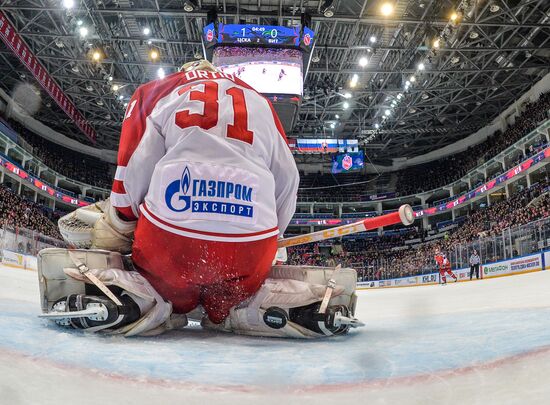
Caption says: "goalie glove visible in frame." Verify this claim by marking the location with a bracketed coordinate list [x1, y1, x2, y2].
[58, 199, 136, 254]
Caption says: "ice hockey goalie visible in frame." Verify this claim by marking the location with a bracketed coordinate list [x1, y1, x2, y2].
[43, 60, 363, 338]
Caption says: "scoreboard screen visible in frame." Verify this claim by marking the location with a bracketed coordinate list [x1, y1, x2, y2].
[203, 23, 315, 49]
[213, 46, 303, 95]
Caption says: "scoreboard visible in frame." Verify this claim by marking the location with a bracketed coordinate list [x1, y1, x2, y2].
[203, 23, 315, 49]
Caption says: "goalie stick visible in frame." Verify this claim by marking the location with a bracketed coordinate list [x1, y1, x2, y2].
[278, 204, 415, 248]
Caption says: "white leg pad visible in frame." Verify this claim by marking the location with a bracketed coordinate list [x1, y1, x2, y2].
[203, 265, 359, 339]
[37, 248, 174, 336]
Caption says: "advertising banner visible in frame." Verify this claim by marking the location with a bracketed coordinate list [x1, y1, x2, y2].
[482, 253, 542, 278]
[1, 249, 24, 269]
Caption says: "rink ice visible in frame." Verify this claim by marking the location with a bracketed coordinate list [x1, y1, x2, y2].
[1, 265, 549, 404]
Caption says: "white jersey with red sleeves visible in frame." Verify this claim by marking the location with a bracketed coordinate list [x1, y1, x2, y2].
[111, 69, 299, 242]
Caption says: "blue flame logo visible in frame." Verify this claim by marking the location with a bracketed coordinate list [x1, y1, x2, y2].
[165, 166, 191, 212]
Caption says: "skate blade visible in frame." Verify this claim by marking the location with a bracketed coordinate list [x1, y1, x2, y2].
[39, 307, 106, 320]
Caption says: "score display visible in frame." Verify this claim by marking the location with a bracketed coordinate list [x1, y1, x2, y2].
[203, 23, 315, 49]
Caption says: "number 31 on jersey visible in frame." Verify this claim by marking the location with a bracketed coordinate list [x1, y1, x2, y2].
[175, 81, 254, 145]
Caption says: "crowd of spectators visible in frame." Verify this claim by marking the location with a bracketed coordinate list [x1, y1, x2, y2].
[1, 115, 113, 189]
[0, 184, 62, 240]
[395, 92, 550, 195]
[287, 180, 550, 281]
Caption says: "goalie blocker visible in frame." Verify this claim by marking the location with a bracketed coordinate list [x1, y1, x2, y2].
[37, 248, 363, 338]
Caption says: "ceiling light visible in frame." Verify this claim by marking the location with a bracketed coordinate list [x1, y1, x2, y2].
[343, 101, 349, 109]
[397, 93, 403, 100]
[391, 101, 397, 107]
[450, 12, 458, 21]
[350, 74, 359, 88]
[384, 109, 391, 116]
[369, 36, 377, 43]
[62, 0, 74, 9]
[76, 20, 83, 26]
[91, 50, 102, 61]
[409, 76, 416, 83]
[118, 95, 124, 100]
[143, 27, 151, 36]
[490, 4, 500, 13]
[433, 38, 440, 48]
[380, 2, 394, 16]
[183, 0, 198, 12]
[86, 85, 93, 92]
[374, 123, 380, 129]
[79, 27, 89, 38]
[417, 62, 425, 70]
[343, 92, 352, 99]
[321, 0, 335, 18]
[405, 80, 411, 86]
[147, 40, 152, 45]
[469, 31, 479, 39]
[359, 57, 368, 67]
[149, 49, 159, 60]
[157, 67, 165, 79]
[124, 102, 128, 107]
[335, 114, 340, 119]
[112, 84, 119, 91]
[108, 76, 113, 81]
[330, 122, 336, 129]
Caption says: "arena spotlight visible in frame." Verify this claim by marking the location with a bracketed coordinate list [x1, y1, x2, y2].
[76, 20, 83, 26]
[108, 76, 113, 81]
[450, 12, 458, 21]
[183, 0, 198, 12]
[350, 74, 359, 88]
[359, 57, 368, 67]
[397, 93, 403, 100]
[384, 109, 391, 116]
[118, 95, 124, 100]
[149, 49, 159, 61]
[143, 27, 151, 36]
[433, 38, 440, 48]
[91, 50, 102, 62]
[321, 0, 335, 18]
[343, 92, 352, 99]
[409, 75, 416, 83]
[375, 123, 380, 129]
[380, 2, 394, 16]
[417, 62, 425, 70]
[157, 67, 165, 79]
[330, 122, 336, 129]
[62, 0, 75, 9]
[112, 84, 119, 92]
[79, 27, 89, 38]
[343, 101, 350, 109]
[369, 35, 377, 44]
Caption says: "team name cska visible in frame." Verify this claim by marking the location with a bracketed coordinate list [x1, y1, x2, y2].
[191, 179, 252, 202]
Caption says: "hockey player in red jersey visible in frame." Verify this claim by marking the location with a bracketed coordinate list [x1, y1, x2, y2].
[434, 247, 457, 285]
[45, 60, 362, 338]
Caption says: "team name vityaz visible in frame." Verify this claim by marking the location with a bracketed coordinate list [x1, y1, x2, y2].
[165, 166, 254, 218]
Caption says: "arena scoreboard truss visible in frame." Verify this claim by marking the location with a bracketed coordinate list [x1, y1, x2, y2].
[203, 23, 315, 49]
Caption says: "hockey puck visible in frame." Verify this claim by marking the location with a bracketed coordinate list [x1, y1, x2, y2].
[263, 307, 288, 329]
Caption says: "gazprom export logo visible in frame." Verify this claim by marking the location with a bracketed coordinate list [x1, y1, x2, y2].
[164, 166, 254, 218]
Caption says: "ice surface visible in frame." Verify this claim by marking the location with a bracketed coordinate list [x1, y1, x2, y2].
[1, 265, 549, 404]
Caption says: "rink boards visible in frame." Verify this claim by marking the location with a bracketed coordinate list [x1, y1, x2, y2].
[358, 250, 548, 289]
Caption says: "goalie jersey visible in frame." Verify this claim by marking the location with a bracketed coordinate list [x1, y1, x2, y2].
[110, 69, 299, 242]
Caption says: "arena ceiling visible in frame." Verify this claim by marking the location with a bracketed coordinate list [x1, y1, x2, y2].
[0, 0, 549, 164]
